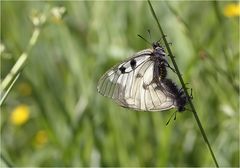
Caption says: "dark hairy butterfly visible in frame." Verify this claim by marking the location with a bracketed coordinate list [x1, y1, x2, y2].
[161, 78, 188, 112]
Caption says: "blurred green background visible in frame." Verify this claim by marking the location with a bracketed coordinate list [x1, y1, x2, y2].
[1, 1, 239, 167]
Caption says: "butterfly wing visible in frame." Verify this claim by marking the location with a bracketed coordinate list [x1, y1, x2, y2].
[97, 49, 175, 112]
[97, 49, 152, 97]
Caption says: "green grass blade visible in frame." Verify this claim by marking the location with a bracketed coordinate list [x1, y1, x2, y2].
[0, 72, 20, 106]
[0, 153, 13, 167]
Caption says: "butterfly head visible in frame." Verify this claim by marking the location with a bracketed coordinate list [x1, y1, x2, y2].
[152, 42, 166, 57]
[152, 41, 160, 49]
[176, 96, 187, 112]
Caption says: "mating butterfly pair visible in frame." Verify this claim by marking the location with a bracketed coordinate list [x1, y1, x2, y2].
[97, 39, 188, 112]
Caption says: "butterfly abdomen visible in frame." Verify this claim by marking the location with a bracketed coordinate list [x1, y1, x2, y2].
[162, 78, 187, 112]
[159, 61, 167, 79]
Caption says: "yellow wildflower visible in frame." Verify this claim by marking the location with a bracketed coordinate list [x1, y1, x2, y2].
[224, 3, 240, 17]
[34, 130, 48, 148]
[10, 105, 30, 126]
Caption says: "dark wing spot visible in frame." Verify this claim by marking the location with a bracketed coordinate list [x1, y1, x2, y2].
[130, 59, 136, 69]
[119, 66, 126, 74]
[136, 73, 143, 78]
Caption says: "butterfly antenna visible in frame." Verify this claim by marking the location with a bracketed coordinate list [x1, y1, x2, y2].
[147, 29, 152, 40]
[137, 34, 152, 46]
[166, 110, 177, 126]
[157, 36, 164, 45]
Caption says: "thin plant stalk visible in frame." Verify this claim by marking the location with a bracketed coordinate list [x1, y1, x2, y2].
[0, 73, 20, 106]
[147, 1, 219, 167]
[0, 153, 13, 167]
[0, 6, 52, 105]
[1, 28, 40, 93]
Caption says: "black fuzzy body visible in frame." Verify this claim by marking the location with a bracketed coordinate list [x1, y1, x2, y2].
[162, 78, 187, 112]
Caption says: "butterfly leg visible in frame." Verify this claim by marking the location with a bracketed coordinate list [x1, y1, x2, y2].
[163, 60, 176, 73]
[189, 88, 193, 99]
[179, 87, 193, 105]
[166, 110, 177, 126]
[181, 85, 193, 99]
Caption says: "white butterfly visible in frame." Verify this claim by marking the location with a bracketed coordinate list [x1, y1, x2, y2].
[97, 42, 179, 112]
